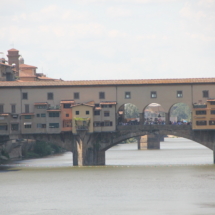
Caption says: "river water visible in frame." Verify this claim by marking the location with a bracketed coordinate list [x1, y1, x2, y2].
[1, 138, 215, 215]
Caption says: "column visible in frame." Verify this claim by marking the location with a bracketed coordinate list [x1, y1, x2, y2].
[165, 112, 170, 125]
[147, 133, 160, 149]
[137, 136, 147, 150]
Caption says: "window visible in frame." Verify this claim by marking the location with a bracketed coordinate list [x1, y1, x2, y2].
[63, 120, 72, 127]
[94, 111, 100, 115]
[0, 125, 7, 130]
[101, 105, 108, 108]
[93, 122, 101, 127]
[211, 102, 215, 105]
[75, 111, 79, 115]
[22, 92, 28, 100]
[0, 105, 3, 114]
[63, 104, 71, 108]
[104, 111, 110, 117]
[203, 90, 209, 98]
[41, 113, 46, 117]
[95, 103, 100, 107]
[196, 110, 206, 115]
[109, 105, 112, 108]
[49, 123, 59, 128]
[125, 92, 131, 99]
[11, 104, 16, 113]
[24, 124, 31, 128]
[47, 92, 53, 100]
[11, 124, 18, 131]
[151, 91, 157, 98]
[209, 121, 215, 125]
[74, 92, 79, 99]
[25, 104, 29, 113]
[104, 121, 113, 126]
[177, 91, 183, 98]
[36, 114, 40, 117]
[37, 124, 46, 128]
[211, 110, 215, 115]
[86, 111, 89, 115]
[24, 115, 31, 119]
[49, 112, 59, 117]
[66, 114, 69, 117]
[99, 92, 105, 99]
[196, 121, 207, 126]
[36, 105, 46, 109]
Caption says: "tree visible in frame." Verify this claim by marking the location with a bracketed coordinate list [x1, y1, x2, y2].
[124, 103, 139, 118]
[170, 103, 191, 121]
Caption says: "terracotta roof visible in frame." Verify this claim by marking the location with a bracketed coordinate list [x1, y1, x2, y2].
[47, 109, 61, 112]
[1, 78, 215, 87]
[21, 113, 35, 115]
[207, 99, 215, 101]
[72, 103, 94, 108]
[37, 76, 56, 80]
[100, 101, 117, 105]
[8, 48, 19, 52]
[19, 64, 37, 69]
[60, 100, 74, 104]
[0, 62, 12, 67]
[34, 102, 48, 105]
[95, 107, 101, 110]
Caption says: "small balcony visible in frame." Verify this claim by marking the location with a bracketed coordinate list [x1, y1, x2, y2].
[75, 118, 90, 131]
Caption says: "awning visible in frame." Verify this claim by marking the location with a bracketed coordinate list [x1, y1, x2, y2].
[21, 113, 34, 115]
[34, 102, 48, 105]
[100, 101, 117, 105]
[24, 122, 32, 125]
[60, 100, 74, 104]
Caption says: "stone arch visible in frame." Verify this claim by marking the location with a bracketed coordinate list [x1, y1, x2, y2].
[101, 126, 213, 151]
[142, 103, 166, 125]
[117, 103, 140, 125]
[168, 102, 192, 124]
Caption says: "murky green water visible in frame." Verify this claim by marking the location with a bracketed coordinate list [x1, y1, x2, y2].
[1, 138, 215, 215]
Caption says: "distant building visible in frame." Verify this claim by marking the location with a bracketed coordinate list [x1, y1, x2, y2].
[0, 58, 16, 81]
[0, 48, 61, 82]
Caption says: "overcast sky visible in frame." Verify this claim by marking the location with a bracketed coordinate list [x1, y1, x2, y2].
[0, 0, 215, 81]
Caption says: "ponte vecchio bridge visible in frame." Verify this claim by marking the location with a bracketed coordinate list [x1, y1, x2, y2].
[0, 78, 215, 165]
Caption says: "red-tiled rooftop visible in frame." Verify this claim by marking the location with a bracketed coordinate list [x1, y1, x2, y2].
[1, 78, 215, 87]
[19, 64, 37, 68]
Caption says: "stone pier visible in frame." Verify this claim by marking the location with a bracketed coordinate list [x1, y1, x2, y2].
[138, 134, 160, 150]
[73, 131, 106, 166]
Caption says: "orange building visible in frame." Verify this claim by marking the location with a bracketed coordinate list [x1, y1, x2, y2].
[60, 100, 74, 132]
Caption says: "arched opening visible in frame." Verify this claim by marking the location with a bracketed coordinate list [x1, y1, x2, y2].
[106, 135, 212, 165]
[143, 103, 165, 125]
[169, 103, 191, 125]
[118, 103, 139, 125]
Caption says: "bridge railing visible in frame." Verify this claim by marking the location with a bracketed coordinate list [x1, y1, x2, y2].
[117, 124, 192, 131]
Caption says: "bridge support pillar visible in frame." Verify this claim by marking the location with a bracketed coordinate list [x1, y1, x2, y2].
[73, 132, 106, 166]
[147, 133, 160, 149]
[213, 143, 215, 164]
[137, 136, 147, 150]
[165, 112, 170, 125]
[160, 135, 165, 142]
[138, 134, 160, 150]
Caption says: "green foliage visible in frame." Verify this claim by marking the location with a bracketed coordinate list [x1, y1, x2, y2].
[121, 137, 137, 144]
[34, 141, 53, 157]
[124, 103, 139, 118]
[170, 103, 191, 121]
[25, 152, 40, 158]
[1, 149, 9, 158]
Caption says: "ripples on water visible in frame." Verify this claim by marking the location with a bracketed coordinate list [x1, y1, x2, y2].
[1, 138, 215, 215]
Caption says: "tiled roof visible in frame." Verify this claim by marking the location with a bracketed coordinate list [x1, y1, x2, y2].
[19, 64, 37, 69]
[21, 113, 35, 115]
[1, 78, 215, 87]
[0, 62, 12, 67]
[8, 48, 19, 52]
